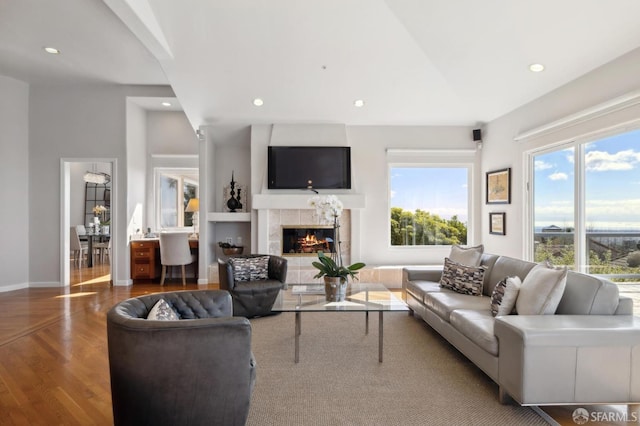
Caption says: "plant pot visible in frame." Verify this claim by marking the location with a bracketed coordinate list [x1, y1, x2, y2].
[222, 247, 244, 256]
[324, 276, 348, 302]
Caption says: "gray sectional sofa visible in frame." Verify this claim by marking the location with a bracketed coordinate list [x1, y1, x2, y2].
[403, 252, 640, 406]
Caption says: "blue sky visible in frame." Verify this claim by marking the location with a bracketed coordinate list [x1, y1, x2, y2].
[390, 167, 468, 222]
[534, 128, 640, 230]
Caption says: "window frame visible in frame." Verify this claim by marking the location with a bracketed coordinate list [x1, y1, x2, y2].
[387, 159, 475, 249]
[154, 167, 199, 231]
[525, 124, 640, 276]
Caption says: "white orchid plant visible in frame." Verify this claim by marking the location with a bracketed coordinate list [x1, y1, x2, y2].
[308, 195, 365, 277]
[308, 194, 343, 225]
[92, 205, 107, 215]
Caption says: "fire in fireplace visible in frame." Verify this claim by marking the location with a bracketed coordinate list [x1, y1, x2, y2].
[282, 226, 335, 256]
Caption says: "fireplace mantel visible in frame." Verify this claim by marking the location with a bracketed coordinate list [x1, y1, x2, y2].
[252, 193, 365, 210]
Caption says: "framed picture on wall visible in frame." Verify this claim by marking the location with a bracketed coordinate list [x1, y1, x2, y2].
[489, 212, 506, 235]
[486, 168, 511, 204]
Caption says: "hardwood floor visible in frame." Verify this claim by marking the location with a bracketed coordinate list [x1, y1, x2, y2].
[0, 263, 214, 425]
[0, 264, 636, 425]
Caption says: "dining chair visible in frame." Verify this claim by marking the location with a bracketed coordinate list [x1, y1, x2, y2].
[76, 225, 87, 241]
[93, 237, 111, 264]
[70, 226, 88, 267]
[159, 232, 196, 286]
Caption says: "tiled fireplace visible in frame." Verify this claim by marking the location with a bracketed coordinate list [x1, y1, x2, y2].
[281, 226, 335, 256]
[266, 208, 352, 284]
[250, 193, 402, 286]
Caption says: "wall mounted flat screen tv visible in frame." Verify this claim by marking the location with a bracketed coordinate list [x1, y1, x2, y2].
[268, 146, 351, 189]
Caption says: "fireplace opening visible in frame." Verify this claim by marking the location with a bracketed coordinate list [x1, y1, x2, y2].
[282, 226, 335, 256]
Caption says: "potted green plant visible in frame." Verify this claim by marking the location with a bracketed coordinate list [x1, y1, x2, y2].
[312, 251, 365, 301]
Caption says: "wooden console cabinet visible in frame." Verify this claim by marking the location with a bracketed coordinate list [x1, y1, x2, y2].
[130, 239, 199, 282]
[130, 240, 158, 280]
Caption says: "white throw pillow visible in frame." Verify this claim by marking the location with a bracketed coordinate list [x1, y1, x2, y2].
[490, 276, 521, 317]
[516, 263, 568, 315]
[147, 298, 179, 320]
[449, 244, 484, 267]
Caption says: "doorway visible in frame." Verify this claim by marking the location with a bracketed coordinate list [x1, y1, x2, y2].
[61, 159, 116, 286]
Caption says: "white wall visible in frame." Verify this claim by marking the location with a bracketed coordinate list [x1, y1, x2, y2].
[249, 123, 478, 266]
[144, 111, 199, 231]
[0, 75, 29, 291]
[29, 84, 174, 286]
[482, 46, 640, 258]
[147, 111, 198, 155]
[126, 101, 147, 238]
[348, 126, 480, 264]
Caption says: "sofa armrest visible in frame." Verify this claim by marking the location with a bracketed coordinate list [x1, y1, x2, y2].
[495, 315, 640, 405]
[616, 296, 634, 315]
[402, 266, 442, 288]
[269, 255, 288, 289]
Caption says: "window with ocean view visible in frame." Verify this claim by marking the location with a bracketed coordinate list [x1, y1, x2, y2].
[532, 128, 640, 281]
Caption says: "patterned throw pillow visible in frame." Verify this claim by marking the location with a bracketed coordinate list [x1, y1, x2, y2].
[490, 276, 522, 317]
[439, 257, 486, 296]
[147, 298, 179, 320]
[229, 256, 270, 282]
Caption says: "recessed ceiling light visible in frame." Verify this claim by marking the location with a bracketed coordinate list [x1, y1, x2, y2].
[354, 99, 365, 108]
[161, 102, 172, 107]
[529, 63, 545, 72]
[253, 98, 264, 107]
[43, 47, 60, 54]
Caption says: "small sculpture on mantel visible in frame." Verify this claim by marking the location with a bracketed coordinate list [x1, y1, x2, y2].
[226, 171, 241, 212]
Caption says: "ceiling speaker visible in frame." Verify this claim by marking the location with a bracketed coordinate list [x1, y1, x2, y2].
[473, 129, 482, 142]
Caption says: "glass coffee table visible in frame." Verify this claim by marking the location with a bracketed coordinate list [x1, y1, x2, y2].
[271, 282, 408, 363]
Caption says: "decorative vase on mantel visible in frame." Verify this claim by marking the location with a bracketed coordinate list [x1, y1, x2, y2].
[324, 276, 348, 302]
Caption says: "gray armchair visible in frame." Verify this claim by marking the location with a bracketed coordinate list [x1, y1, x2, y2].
[218, 254, 288, 318]
[106, 290, 255, 426]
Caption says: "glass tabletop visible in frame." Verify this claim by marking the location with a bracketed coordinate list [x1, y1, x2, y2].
[272, 282, 408, 312]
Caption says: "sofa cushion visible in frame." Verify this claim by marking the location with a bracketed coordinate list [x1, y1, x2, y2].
[490, 276, 521, 317]
[450, 309, 498, 356]
[406, 280, 443, 303]
[424, 291, 491, 322]
[229, 255, 270, 282]
[556, 271, 620, 315]
[440, 258, 486, 296]
[449, 244, 484, 266]
[516, 262, 568, 315]
[485, 255, 536, 297]
[147, 298, 179, 320]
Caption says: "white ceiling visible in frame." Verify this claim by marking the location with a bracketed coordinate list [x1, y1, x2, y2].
[3, 0, 640, 127]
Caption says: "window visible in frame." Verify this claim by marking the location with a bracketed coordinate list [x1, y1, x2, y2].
[155, 168, 199, 230]
[390, 166, 469, 246]
[531, 128, 640, 280]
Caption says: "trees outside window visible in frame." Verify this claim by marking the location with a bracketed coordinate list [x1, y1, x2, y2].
[390, 167, 469, 246]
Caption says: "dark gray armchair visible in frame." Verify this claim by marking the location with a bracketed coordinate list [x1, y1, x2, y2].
[218, 254, 288, 318]
[106, 290, 255, 426]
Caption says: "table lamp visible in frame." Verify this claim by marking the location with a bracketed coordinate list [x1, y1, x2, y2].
[185, 198, 199, 238]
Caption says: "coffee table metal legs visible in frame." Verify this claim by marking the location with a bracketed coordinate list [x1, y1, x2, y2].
[295, 311, 301, 363]
[379, 312, 383, 362]
[293, 311, 384, 363]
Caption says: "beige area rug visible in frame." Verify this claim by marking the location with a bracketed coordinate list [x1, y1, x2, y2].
[246, 311, 547, 425]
